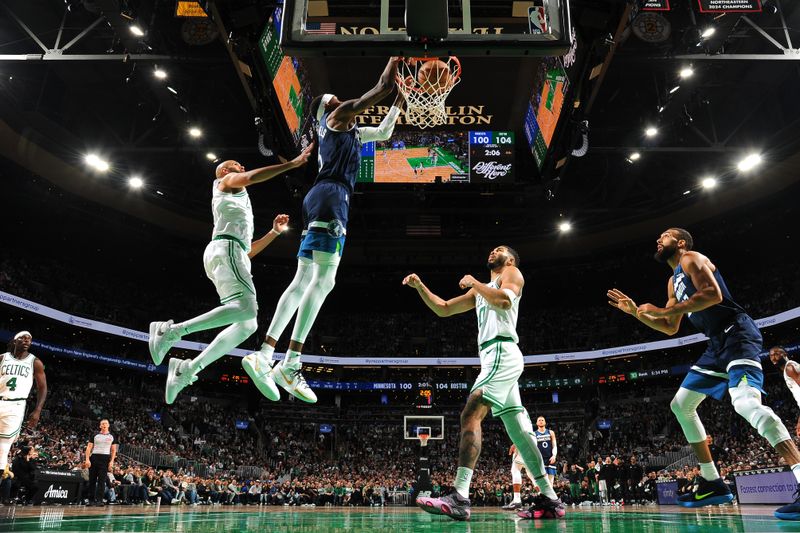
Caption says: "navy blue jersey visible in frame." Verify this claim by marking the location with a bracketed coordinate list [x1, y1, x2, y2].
[672, 263, 747, 337]
[314, 112, 362, 193]
[535, 429, 553, 460]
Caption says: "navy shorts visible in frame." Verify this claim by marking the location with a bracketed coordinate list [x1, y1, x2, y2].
[680, 313, 765, 400]
[545, 465, 558, 476]
[298, 180, 349, 260]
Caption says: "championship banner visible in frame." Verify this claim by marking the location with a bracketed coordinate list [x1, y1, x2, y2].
[2, 289, 799, 367]
[697, 0, 761, 13]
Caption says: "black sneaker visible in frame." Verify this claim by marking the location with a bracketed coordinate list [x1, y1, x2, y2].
[517, 494, 566, 519]
[775, 484, 800, 520]
[677, 476, 733, 507]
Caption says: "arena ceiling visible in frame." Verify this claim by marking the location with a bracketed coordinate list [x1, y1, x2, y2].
[2, 0, 800, 265]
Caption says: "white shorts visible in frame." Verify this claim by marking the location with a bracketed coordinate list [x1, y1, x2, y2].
[471, 338, 524, 417]
[0, 400, 26, 440]
[512, 451, 526, 469]
[203, 239, 256, 304]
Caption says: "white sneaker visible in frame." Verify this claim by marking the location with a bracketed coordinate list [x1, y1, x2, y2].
[242, 350, 280, 401]
[149, 320, 181, 365]
[165, 358, 198, 404]
[270, 361, 317, 403]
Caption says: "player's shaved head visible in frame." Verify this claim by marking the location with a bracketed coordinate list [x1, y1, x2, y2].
[215, 160, 239, 179]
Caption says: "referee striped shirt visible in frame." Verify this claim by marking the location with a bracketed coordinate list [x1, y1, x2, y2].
[91, 433, 114, 456]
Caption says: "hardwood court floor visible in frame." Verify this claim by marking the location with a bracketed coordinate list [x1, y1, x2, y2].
[1, 503, 796, 532]
[375, 147, 464, 183]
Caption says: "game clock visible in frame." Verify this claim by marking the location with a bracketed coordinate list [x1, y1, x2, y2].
[469, 131, 514, 182]
[416, 387, 434, 409]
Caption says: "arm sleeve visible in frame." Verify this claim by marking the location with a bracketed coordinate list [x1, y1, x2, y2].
[359, 106, 401, 142]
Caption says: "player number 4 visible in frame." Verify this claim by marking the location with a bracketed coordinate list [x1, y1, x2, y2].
[6, 377, 17, 391]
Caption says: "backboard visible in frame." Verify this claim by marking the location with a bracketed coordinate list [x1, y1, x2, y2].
[280, 0, 572, 57]
[403, 415, 445, 440]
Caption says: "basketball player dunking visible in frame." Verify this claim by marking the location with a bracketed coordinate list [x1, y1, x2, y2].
[608, 228, 800, 520]
[404, 246, 564, 521]
[0, 331, 47, 480]
[243, 58, 404, 403]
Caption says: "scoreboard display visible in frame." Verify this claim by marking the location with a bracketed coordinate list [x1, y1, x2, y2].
[359, 129, 514, 184]
[469, 131, 514, 183]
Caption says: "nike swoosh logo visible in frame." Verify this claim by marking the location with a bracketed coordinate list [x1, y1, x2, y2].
[280, 367, 294, 385]
[695, 491, 715, 500]
[724, 325, 734, 333]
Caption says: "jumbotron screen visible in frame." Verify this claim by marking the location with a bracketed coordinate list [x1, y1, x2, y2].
[358, 130, 514, 184]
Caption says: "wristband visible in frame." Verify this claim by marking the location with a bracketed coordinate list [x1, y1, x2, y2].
[270, 229, 281, 237]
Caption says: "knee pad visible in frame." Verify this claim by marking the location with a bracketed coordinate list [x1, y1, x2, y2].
[730, 383, 790, 447]
[670, 388, 707, 443]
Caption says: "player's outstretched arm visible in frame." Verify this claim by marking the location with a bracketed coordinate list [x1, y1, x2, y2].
[331, 57, 401, 123]
[248, 214, 289, 259]
[26, 358, 47, 429]
[402, 273, 476, 317]
[221, 144, 314, 190]
[607, 285, 682, 336]
[360, 92, 405, 142]
[460, 266, 523, 310]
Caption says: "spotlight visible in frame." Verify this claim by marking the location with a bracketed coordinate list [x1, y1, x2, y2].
[657, 106, 665, 113]
[558, 221, 572, 233]
[679, 67, 694, 79]
[85, 154, 110, 172]
[189, 127, 202, 138]
[129, 177, 144, 189]
[626, 152, 641, 163]
[669, 86, 680, 94]
[737, 153, 762, 172]
[167, 86, 178, 95]
[645, 127, 658, 137]
[701, 177, 717, 189]
[683, 190, 691, 195]
[154, 69, 167, 79]
[206, 152, 217, 161]
[701, 27, 716, 39]
[129, 25, 144, 37]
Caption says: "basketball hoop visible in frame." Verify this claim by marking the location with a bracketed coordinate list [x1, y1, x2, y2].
[418, 434, 430, 447]
[396, 56, 461, 129]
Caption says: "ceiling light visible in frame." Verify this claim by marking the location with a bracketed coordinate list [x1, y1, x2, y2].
[737, 153, 762, 172]
[154, 69, 167, 79]
[167, 86, 178, 95]
[189, 127, 202, 138]
[657, 106, 665, 113]
[645, 127, 658, 137]
[558, 222, 572, 233]
[129, 177, 144, 189]
[679, 67, 694, 79]
[628, 152, 641, 161]
[701, 27, 716, 39]
[683, 190, 691, 195]
[85, 154, 110, 172]
[129, 25, 144, 37]
[206, 152, 217, 161]
[701, 177, 717, 189]
[669, 85, 680, 94]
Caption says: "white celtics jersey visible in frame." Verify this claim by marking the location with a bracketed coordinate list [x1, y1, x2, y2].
[211, 179, 253, 253]
[475, 277, 520, 345]
[0, 352, 35, 399]
[784, 360, 800, 410]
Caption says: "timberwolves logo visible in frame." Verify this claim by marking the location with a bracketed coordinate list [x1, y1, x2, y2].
[327, 219, 345, 238]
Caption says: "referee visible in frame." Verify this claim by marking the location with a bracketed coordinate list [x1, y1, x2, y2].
[84, 419, 117, 506]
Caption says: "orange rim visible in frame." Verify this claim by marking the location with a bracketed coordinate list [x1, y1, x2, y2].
[395, 56, 461, 93]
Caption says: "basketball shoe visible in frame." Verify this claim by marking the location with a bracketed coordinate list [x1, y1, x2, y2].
[417, 491, 471, 521]
[775, 484, 800, 520]
[270, 360, 317, 403]
[517, 494, 566, 519]
[149, 320, 181, 365]
[242, 347, 280, 401]
[677, 476, 734, 507]
[165, 358, 198, 404]
[501, 500, 523, 511]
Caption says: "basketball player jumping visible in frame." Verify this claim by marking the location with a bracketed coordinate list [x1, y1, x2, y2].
[769, 347, 800, 437]
[0, 331, 47, 480]
[608, 228, 800, 520]
[404, 246, 564, 521]
[148, 150, 313, 404]
[244, 57, 404, 403]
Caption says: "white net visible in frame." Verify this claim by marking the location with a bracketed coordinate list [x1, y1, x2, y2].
[396, 57, 461, 129]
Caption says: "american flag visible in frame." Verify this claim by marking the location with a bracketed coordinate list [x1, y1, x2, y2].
[305, 22, 337, 35]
